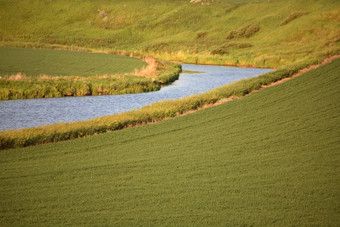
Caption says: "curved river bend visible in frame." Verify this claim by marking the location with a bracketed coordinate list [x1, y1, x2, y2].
[0, 64, 271, 130]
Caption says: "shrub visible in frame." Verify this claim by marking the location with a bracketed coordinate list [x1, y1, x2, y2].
[226, 24, 260, 39]
[210, 42, 252, 55]
[227, 42, 252, 48]
[280, 12, 308, 26]
[144, 42, 170, 53]
[196, 31, 207, 39]
[211, 47, 228, 55]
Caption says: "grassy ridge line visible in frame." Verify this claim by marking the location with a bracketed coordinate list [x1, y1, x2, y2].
[0, 52, 336, 150]
[0, 46, 182, 100]
[0, 0, 339, 67]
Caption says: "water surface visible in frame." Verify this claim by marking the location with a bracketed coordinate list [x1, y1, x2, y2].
[0, 64, 271, 130]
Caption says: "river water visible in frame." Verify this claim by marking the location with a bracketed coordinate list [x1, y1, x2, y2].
[0, 64, 271, 130]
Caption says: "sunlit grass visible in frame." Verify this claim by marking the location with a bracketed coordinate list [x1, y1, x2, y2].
[0, 0, 338, 67]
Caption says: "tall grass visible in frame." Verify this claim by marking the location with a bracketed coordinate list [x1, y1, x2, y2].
[0, 52, 335, 150]
[0, 75, 160, 99]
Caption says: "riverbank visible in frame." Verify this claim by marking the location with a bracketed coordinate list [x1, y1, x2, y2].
[166, 59, 275, 69]
[178, 55, 340, 115]
[0, 52, 337, 150]
[0, 47, 181, 100]
[0, 64, 269, 130]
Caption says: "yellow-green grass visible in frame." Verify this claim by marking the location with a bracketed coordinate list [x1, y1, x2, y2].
[0, 0, 338, 100]
[0, 47, 181, 100]
[0, 57, 339, 225]
[0, 0, 339, 67]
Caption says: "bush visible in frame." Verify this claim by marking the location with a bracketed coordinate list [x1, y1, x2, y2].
[211, 42, 252, 55]
[144, 42, 170, 53]
[280, 12, 308, 26]
[226, 24, 260, 39]
[196, 31, 207, 39]
[211, 47, 228, 55]
[224, 42, 252, 48]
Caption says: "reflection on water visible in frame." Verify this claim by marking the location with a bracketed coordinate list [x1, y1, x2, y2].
[0, 64, 271, 130]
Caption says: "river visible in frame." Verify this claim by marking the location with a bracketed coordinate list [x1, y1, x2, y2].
[0, 64, 271, 130]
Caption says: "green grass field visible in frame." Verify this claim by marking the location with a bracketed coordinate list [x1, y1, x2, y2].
[0, 0, 339, 224]
[0, 47, 146, 77]
[1, 0, 338, 67]
[1, 57, 339, 225]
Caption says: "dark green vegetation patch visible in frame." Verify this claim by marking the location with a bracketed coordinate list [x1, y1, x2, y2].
[0, 58, 339, 226]
[280, 11, 309, 26]
[226, 24, 260, 40]
[0, 47, 146, 77]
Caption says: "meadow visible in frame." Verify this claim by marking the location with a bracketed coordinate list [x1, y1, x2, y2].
[0, 57, 339, 225]
[0, 47, 181, 99]
[0, 0, 339, 67]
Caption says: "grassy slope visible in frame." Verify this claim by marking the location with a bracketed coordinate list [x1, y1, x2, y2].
[0, 47, 147, 77]
[1, 58, 339, 225]
[0, 0, 339, 67]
